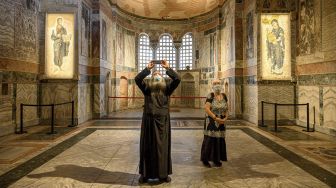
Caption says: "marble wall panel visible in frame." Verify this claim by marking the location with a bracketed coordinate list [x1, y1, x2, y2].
[15, 7, 37, 54]
[323, 87, 336, 129]
[80, 2, 90, 58]
[101, 19, 107, 61]
[41, 83, 78, 124]
[232, 84, 242, 117]
[297, 86, 320, 126]
[243, 0, 257, 67]
[0, 0, 38, 63]
[243, 85, 257, 124]
[124, 33, 135, 68]
[0, 83, 13, 133]
[0, 1, 15, 49]
[246, 11, 254, 59]
[321, 0, 336, 52]
[298, 0, 317, 56]
[78, 83, 92, 124]
[198, 35, 210, 68]
[93, 83, 106, 117]
[220, 26, 235, 70]
[16, 84, 38, 125]
[258, 85, 295, 122]
[116, 26, 125, 66]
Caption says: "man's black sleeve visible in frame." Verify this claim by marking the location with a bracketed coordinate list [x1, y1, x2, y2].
[166, 68, 181, 96]
[135, 68, 151, 94]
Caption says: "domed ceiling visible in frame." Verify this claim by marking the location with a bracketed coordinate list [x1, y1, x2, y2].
[111, 0, 225, 19]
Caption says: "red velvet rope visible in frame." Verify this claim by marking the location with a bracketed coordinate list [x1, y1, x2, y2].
[108, 96, 206, 99]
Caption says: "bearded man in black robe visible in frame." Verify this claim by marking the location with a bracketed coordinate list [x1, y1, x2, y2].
[135, 60, 181, 183]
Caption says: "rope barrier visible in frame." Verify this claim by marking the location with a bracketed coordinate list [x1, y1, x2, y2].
[108, 96, 207, 99]
[17, 101, 75, 134]
[261, 101, 313, 132]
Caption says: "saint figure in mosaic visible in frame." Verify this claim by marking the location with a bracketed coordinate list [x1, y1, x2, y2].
[51, 17, 71, 71]
[266, 19, 285, 75]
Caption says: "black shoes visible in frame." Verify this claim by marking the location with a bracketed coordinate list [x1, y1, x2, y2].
[214, 161, 222, 167]
[160, 176, 171, 182]
[139, 176, 171, 184]
[138, 176, 147, 184]
[202, 161, 211, 168]
[202, 161, 222, 167]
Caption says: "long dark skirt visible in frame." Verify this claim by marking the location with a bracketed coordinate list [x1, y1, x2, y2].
[139, 114, 172, 179]
[201, 135, 227, 162]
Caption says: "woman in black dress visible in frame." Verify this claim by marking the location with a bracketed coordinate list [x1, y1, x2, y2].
[201, 79, 228, 167]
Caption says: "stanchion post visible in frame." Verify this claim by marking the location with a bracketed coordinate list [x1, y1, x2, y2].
[302, 103, 314, 132]
[261, 101, 264, 127]
[72, 100, 74, 126]
[68, 101, 75, 127]
[20, 104, 23, 133]
[274, 103, 278, 132]
[313, 106, 315, 131]
[306, 103, 309, 131]
[16, 104, 27, 134]
[48, 104, 56, 134]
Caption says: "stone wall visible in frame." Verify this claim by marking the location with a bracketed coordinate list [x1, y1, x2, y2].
[38, 0, 82, 125]
[0, 0, 40, 136]
[296, 0, 336, 135]
[1, 0, 335, 137]
[216, 0, 243, 119]
[78, 0, 93, 124]
[241, 0, 298, 125]
[109, 2, 222, 111]
[241, 0, 257, 123]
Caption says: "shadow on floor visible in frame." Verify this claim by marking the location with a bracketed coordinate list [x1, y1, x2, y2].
[18, 126, 77, 141]
[185, 152, 282, 182]
[258, 126, 320, 141]
[27, 165, 138, 186]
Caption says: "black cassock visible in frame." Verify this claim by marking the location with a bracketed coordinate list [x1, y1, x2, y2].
[135, 67, 181, 179]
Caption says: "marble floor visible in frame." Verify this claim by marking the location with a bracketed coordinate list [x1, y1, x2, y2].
[105, 108, 205, 119]
[0, 111, 336, 187]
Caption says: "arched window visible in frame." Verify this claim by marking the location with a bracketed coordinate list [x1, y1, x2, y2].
[138, 34, 153, 72]
[180, 33, 193, 70]
[156, 34, 176, 76]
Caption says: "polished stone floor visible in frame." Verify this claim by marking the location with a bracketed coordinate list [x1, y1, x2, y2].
[0, 110, 336, 187]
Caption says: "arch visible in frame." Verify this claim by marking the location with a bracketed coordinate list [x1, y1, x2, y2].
[158, 33, 174, 40]
[180, 32, 193, 70]
[181, 72, 195, 108]
[182, 32, 193, 38]
[182, 73, 194, 81]
[138, 33, 153, 73]
[139, 32, 150, 39]
[156, 33, 176, 76]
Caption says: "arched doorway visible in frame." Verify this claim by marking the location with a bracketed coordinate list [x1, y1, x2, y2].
[120, 76, 128, 110]
[181, 73, 195, 108]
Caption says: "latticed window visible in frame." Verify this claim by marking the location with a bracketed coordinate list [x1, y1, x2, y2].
[138, 34, 153, 72]
[156, 34, 176, 77]
[180, 33, 193, 70]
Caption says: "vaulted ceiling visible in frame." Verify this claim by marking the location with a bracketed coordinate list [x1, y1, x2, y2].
[112, 0, 225, 19]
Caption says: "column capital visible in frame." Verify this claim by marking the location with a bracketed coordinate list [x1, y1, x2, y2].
[174, 42, 182, 49]
[150, 41, 158, 49]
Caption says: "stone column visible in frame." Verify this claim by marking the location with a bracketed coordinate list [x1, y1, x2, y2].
[174, 42, 181, 70]
[150, 41, 158, 71]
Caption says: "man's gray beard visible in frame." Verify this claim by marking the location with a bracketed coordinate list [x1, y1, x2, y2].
[148, 78, 166, 94]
